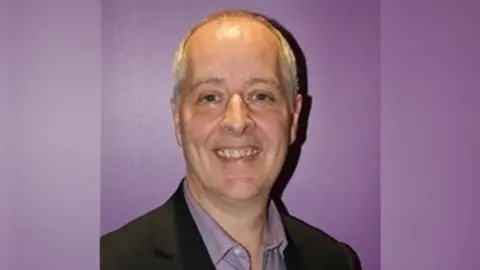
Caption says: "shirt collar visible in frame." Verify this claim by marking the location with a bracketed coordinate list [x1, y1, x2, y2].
[183, 181, 288, 265]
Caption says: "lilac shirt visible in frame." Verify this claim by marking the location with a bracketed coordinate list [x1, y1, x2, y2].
[183, 182, 288, 270]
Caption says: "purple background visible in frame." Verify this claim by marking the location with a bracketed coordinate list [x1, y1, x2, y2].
[101, 1, 380, 269]
[2, 1, 101, 270]
[1, 2, 12, 269]
[1, 1, 479, 270]
[381, 1, 480, 269]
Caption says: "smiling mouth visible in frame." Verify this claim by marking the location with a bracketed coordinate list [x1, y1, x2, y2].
[214, 146, 262, 161]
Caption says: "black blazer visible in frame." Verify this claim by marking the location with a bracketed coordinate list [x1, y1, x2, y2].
[100, 183, 362, 270]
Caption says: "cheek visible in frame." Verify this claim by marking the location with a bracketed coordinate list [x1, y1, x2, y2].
[181, 112, 219, 146]
[254, 114, 291, 143]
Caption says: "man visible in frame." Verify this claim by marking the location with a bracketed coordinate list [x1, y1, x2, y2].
[101, 9, 361, 270]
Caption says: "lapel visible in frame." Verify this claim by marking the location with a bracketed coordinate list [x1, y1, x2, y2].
[149, 181, 317, 270]
[151, 182, 215, 270]
[283, 240, 303, 270]
[282, 215, 305, 270]
[281, 215, 356, 270]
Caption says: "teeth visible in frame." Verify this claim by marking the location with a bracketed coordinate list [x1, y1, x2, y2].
[216, 147, 259, 159]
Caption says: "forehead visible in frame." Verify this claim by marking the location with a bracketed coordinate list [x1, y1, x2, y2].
[187, 18, 279, 46]
[184, 19, 280, 77]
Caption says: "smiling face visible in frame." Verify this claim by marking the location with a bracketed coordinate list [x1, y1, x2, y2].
[171, 19, 302, 203]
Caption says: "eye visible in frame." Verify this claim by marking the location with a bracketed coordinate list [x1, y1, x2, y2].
[198, 93, 221, 104]
[251, 92, 275, 102]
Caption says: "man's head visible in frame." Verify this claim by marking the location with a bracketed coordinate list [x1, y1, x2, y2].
[170, 10, 302, 203]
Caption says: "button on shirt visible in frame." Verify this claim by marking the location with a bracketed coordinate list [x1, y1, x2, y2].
[183, 182, 288, 270]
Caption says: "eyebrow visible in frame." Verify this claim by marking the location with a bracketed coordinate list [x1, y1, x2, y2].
[191, 77, 225, 91]
[191, 76, 280, 91]
[245, 77, 280, 90]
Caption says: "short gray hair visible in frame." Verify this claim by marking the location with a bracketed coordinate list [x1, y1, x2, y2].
[172, 10, 299, 103]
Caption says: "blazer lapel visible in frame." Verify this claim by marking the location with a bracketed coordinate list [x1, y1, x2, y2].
[281, 214, 346, 270]
[152, 182, 215, 270]
[283, 240, 304, 270]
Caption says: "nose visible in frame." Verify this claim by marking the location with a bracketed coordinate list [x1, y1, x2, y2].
[222, 94, 253, 134]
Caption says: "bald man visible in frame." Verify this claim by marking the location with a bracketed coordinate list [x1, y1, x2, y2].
[101, 10, 361, 270]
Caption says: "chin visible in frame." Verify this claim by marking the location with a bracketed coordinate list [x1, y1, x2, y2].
[222, 190, 260, 201]
[218, 176, 265, 201]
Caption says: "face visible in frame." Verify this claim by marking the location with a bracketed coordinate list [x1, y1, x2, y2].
[171, 20, 302, 203]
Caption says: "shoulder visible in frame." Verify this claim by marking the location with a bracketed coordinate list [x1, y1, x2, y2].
[100, 200, 174, 269]
[282, 214, 362, 269]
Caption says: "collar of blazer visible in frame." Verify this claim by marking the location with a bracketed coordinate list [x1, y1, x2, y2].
[151, 180, 304, 270]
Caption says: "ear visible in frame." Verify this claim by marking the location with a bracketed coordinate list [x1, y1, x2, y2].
[170, 97, 183, 147]
[289, 93, 303, 145]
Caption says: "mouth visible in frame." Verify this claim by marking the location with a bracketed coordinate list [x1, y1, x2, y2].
[213, 146, 262, 161]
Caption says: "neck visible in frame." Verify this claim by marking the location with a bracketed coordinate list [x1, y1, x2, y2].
[186, 178, 270, 253]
